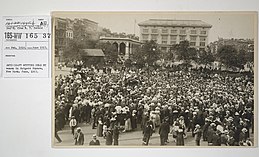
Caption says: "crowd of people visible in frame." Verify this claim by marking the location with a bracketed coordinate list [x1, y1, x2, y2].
[55, 62, 254, 146]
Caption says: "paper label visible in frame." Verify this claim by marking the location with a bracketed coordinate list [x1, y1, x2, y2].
[2, 16, 51, 78]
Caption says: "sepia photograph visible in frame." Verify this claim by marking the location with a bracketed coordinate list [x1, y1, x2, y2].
[52, 11, 257, 147]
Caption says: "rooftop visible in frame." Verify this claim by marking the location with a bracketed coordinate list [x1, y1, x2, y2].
[138, 19, 212, 28]
[100, 36, 142, 44]
[79, 49, 105, 57]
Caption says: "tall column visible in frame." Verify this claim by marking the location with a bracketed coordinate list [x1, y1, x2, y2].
[117, 42, 120, 55]
[125, 42, 129, 59]
[130, 43, 133, 55]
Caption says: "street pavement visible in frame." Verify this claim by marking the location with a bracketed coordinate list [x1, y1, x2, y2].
[55, 122, 209, 147]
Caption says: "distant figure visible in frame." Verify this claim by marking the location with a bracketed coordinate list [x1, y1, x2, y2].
[106, 128, 113, 145]
[89, 134, 100, 146]
[159, 119, 170, 145]
[97, 117, 103, 137]
[69, 116, 77, 135]
[176, 125, 185, 146]
[193, 124, 202, 146]
[113, 124, 120, 145]
[142, 121, 153, 145]
[74, 127, 84, 145]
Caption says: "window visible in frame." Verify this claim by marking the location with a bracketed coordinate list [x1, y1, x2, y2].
[151, 34, 158, 40]
[200, 30, 207, 35]
[190, 42, 196, 46]
[161, 35, 168, 40]
[170, 41, 176, 45]
[171, 29, 177, 34]
[179, 35, 186, 41]
[190, 36, 197, 41]
[191, 30, 197, 34]
[162, 29, 168, 34]
[200, 37, 206, 41]
[151, 28, 158, 34]
[200, 42, 206, 46]
[170, 35, 177, 40]
[143, 28, 149, 33]
[162, 41, 168, 44]
[180, 30, 186, 34]
[67, 32, 73, 38]
[199, 48, 205, 51]
[142, 34, 149, 40]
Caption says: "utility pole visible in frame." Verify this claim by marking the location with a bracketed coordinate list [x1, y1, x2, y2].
[134, 19, 136, 36]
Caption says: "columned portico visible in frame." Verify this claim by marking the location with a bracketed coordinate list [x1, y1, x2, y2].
[100, 36, 142, 60]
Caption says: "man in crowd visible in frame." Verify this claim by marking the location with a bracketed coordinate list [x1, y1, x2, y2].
[89, 134, 100, 146]
[55, 61, 254, 146]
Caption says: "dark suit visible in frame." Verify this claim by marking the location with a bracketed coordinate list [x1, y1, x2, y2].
[159, 121, 170, 145]
[113, 126, 120, 145]
[106, 130, 113, 145]
[74, 132, 84, 145]
[143, 123, 153, 145]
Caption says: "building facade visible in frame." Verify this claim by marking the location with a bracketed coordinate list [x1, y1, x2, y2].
[54, 17, 99, 63]
[55, 18, 67, 52]
[138, 19, 212, 52]
[209, 38, 254, 54]
[73, 18, 98, 40]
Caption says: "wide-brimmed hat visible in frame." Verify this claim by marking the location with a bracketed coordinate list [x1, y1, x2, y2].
[77, 127, 81, 131]
[195, 124, 201, 128]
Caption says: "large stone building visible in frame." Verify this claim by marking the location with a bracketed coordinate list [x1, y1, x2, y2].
[73, 18, 99, 40]
[54, 17, 99, 63]
[138, 19, 212, 52]
[54, 18, 67, 52]
[209, 38, 254, 54]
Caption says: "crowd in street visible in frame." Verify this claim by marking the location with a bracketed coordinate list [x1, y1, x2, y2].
[54, 62, 254, 146]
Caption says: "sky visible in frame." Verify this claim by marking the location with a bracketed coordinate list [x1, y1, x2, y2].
[53, 12, 256, 43]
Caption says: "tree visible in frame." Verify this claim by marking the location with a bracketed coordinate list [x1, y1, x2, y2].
[217, 45, 245, 69]
[165, 47, 175, 61]
[62, 37, 98, 61]
[95, 42, 118, 63]
[245, 50, 254, 63]
[236, 49, 247, 69]
[132, 40, 161, 66]
[170, 40, 198, 68]
[63, 40, 83, 60]
[198, 48, 215, 68]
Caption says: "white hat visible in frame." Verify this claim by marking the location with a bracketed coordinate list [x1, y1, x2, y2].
[77, 127, 82, 131]
[242, 128, 248, 132]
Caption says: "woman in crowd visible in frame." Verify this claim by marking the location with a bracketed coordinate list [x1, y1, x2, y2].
[55, 62, 254, 146]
